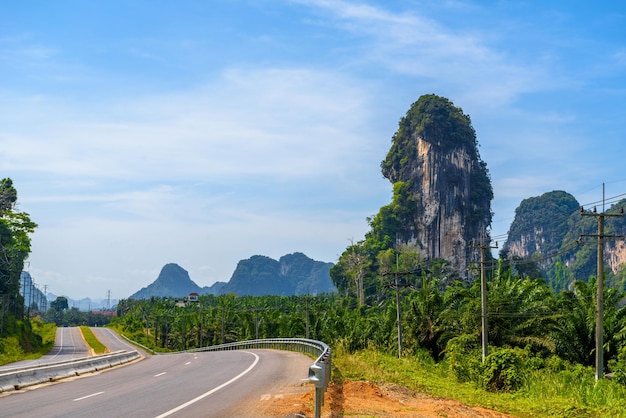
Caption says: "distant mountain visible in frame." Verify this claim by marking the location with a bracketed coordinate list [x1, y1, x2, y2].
[129, 263, 203, 299]
[46, 293, 119, 312]
[217, 252, 336, 296]
[128, 253, 336, 299]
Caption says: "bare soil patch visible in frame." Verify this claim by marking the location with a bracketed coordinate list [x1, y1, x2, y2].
[254, 380, 515, 418]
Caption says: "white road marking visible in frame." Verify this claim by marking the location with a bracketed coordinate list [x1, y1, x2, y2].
[185, 361, 191, 365]
[155, 372, 167, 377]
[73, 391, 104, 401]
[260, 394, 271, 401]
[154, 351, 260, 418]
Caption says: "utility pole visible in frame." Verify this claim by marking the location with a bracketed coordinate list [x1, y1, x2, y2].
[394, 253, 402, 359]
[381, 255, 414, 358]
[580, 184, 624, 381]
[470, 239, 498, 362]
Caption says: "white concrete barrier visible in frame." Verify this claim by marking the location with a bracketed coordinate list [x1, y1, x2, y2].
[0, 350, 142, 393]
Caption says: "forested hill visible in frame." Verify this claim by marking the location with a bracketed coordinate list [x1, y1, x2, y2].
[128, 252, 335, 299]
[502, 191, 626, 291]
[217, 252, 335, 296]
[129, 263, 203, 299]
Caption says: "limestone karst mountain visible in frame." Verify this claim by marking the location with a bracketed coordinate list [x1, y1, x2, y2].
[502, 192, 626, 290]
[331, 94, 494, 298]
[128, 253, 335, 299]
[129, 263, 203, 299]
[379, 94, 493, 274]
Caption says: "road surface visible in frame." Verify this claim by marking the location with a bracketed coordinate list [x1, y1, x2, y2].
[1, 327, 314, 417]
[89, 327, 142, 353]
[0, 326, 90, 371]
[0, 349, 312, 417]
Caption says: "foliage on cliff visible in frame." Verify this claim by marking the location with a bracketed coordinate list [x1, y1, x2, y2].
[381, 94, 481, 181]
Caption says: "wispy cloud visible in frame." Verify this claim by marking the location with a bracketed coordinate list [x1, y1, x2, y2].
[2, 67, 376, 184]
[293, 0, 549, 107]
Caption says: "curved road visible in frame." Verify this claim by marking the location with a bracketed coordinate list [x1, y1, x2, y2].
[89, 327, 142, 353]
[0, 327, 90, 371]
[1, 328, 314, 417]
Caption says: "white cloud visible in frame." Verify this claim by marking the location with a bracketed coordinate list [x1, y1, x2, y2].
[2, 67, 374, 184]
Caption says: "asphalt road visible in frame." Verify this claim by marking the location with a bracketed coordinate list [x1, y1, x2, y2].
[0, 327, 90, 371]
[0, 328, 314, 417]
[1, 349, 312, 417]
[89, 327, 141, 353]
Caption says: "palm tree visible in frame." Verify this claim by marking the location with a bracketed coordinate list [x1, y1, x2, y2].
[486, 265, 558, 353]
[553, 280, 596, 365]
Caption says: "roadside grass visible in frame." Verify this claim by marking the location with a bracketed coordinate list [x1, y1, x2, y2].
[0, 317, 56, 366]
[79, 326, 108, 355]
[332, 345, 626, 418]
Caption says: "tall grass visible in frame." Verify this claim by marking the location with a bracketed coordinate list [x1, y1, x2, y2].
[79, 326, 108, 355]
[332, 343, 626, 417]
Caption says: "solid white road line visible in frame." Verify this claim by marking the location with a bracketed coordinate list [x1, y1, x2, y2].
[154, 351, 260, 418]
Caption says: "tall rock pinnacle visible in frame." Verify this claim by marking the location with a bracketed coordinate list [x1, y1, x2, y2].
[380, 94, 493, 275]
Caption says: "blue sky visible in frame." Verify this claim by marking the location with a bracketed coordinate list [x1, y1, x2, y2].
[2, 0, 625, 300]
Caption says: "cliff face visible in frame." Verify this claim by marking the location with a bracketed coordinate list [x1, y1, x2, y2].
[607, 240, 626, 275]
[380, 94, 493, 275]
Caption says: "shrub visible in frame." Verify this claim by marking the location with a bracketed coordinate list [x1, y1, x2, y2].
[481, 348, 525, 392]
[444, 334, 481, 383]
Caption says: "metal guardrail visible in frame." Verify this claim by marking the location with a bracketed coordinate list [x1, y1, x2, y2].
[122, 336, 332, 418]
[189, 338, 332, 417]
[0, 350, 141, 393]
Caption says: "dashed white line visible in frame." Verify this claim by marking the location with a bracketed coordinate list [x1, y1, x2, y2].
[155, 372, 167, 377]
[73, 391, 104, 401]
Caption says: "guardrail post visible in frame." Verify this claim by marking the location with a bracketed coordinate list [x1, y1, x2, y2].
[309, 363, 324, 418]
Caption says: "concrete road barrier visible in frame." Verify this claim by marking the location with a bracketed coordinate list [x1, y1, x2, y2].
[0, 350, 142, 393]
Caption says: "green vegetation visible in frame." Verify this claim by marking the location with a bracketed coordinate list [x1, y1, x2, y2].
[503, 191, 626, 292]
[333, 345, 626, 417]
[79, 326, 108, 355]
[0, 177, 47, 363]
[42, 297, 113, 327]
[381, 94, 481, 180]
[0, 316, 56, 366]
